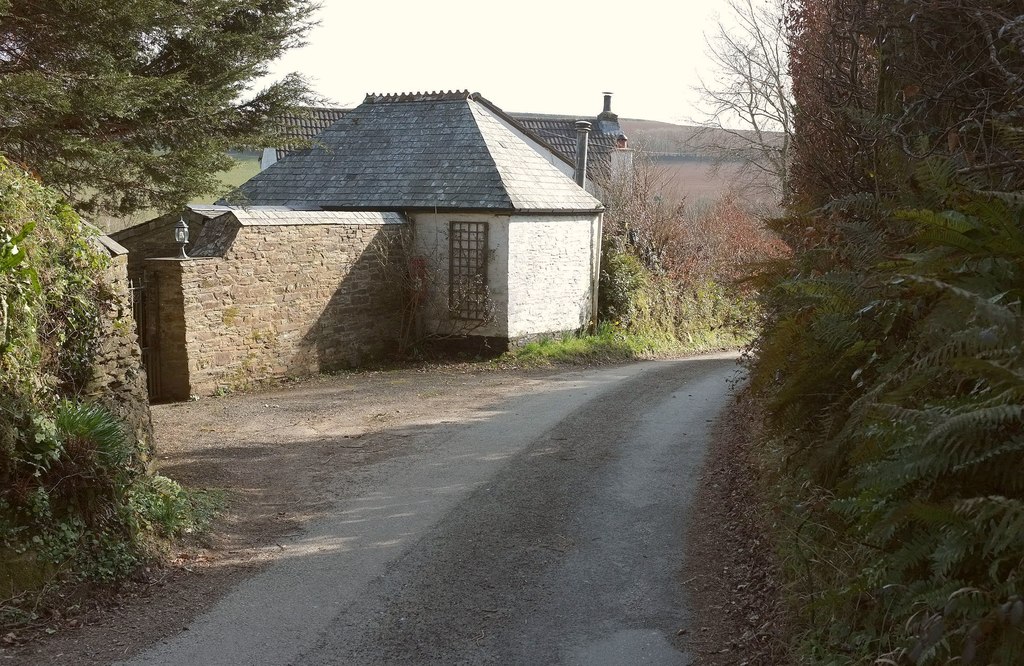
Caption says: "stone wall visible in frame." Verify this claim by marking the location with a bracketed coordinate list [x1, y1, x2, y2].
[149, 221, 407, 398]
[84, 247, 154, 457]
[506, 213, 600, 339]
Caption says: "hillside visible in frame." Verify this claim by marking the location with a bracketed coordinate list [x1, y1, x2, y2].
[620, 118, 780, 204]
[621, 118, 786, 157]
[620, 118, 706, 157]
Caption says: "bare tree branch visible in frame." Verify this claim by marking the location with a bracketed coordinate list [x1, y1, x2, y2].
[690, 0, 794, 202]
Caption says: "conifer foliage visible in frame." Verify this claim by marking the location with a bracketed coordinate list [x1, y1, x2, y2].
[754, 1, 1024, 662]
[0, 0, 316, 215]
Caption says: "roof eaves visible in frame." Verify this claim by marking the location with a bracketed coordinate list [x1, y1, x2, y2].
[110, 206, 225, 242]
[514, 206, 605, 214]
[231, 210, 408, 226]
[323, 205, 519, 215]
[91, 234, 129, 257]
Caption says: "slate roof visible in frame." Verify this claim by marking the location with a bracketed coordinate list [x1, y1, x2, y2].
[228, 91, 603, 213]
[275, 107, 349, 157]
[507, 112, 623, 180]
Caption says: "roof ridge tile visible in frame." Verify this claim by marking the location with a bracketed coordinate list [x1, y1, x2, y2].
[363, 90, 471, 104]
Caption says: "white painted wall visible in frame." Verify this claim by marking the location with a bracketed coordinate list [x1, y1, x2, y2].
[410, 212, 510, 338]
[411, 211, 601, 342]
[506, 213, 601, 339]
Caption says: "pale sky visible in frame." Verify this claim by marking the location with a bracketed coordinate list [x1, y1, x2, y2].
[262, 0, 739, 125]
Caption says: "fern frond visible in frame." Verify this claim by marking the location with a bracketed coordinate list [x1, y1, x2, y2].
[923, 404, 1024, 452]
[950, 357, 1024, 389]
[914, 157, 957, 200]
[897, 274, 1017, 327]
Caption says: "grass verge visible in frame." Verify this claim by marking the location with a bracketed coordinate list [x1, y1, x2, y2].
[498, 324, 751, 368]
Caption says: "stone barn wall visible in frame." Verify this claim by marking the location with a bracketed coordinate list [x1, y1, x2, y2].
[145, 214, 408, 399]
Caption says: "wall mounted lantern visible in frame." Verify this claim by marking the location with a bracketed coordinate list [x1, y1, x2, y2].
[174, 217, 189, 259]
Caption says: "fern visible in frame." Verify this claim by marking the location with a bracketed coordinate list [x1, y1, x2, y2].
[754, 153, 1024, 663]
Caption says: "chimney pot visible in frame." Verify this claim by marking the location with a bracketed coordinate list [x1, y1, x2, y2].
[602, 92, 613, 114]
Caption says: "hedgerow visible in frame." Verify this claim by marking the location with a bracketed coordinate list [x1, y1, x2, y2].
[599, 155, 783, 348]
[0, 157, 204, 606]
[752, 1, 1024, 662]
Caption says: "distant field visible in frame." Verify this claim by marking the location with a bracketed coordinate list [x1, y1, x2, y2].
[207, 155, 262, 197]
[620, 118, 704, 155]
[648, 158, 742, 205]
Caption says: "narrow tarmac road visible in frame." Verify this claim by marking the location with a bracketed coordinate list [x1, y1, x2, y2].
[124, 353, 741, 665]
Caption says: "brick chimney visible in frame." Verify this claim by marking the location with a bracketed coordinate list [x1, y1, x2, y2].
[611, 134, 633, 185]
[599, 92, 617, 120]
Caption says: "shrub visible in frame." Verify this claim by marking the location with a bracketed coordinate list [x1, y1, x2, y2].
[0, 157, 205, 595]
[599, 245, 651, 329]
[751, 2, 1024, 662]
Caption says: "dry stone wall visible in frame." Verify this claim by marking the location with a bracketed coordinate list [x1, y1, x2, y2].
[171, 222, 406, 397]
[84, 251, 154, 456]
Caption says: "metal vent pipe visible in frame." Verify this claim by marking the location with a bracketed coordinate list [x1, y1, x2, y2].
[574, 120, 591, 187]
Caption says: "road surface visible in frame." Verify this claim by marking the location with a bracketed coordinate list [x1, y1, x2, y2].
[124, 353, 741, 665]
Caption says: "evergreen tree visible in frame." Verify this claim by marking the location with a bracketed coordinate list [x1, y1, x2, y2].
[0, 0, 317, 215]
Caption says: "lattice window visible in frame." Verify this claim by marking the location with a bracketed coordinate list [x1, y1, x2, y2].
[448, 221, 489, 321]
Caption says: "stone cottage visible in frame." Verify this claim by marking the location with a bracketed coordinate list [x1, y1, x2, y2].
[113, 91, 605, 400]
